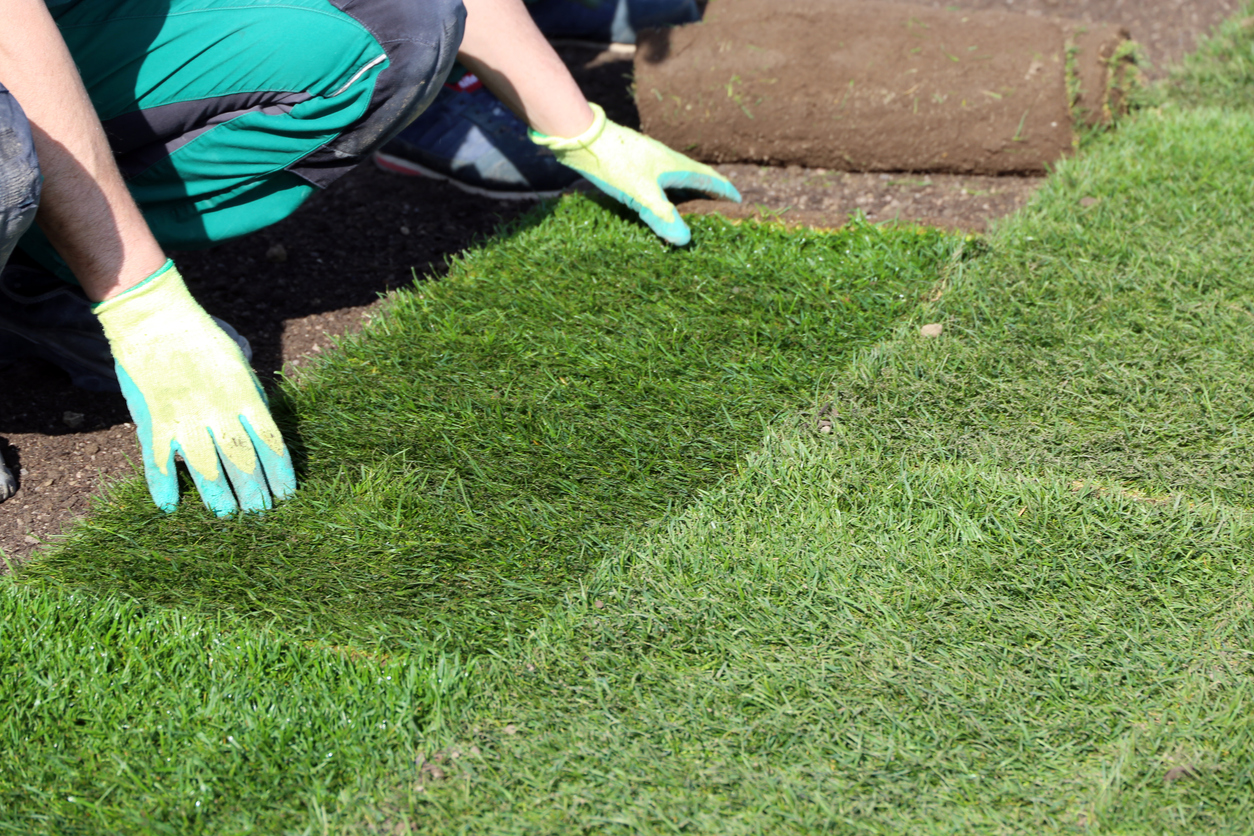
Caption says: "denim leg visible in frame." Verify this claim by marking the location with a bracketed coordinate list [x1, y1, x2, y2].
[1, 82, 40, 500]
[0, 83, 40, 273]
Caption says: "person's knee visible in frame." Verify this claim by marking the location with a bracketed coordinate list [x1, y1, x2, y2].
[348, 0, 467, 119]
[0, 86, 41, 271]
[333, 0, 465, 91]
[292, 0, 467, 182]
[386, 0, 466, 125]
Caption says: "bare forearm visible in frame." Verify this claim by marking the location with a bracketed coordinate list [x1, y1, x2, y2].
[0, 0, 166, 301]
[457, 0, 595, 138]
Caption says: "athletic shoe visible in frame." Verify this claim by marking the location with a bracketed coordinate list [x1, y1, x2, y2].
[375, 74, 581, 200]
[528, 0, 700, 46]
[0, 261, 252, 393]
[374, 0, 700, 198]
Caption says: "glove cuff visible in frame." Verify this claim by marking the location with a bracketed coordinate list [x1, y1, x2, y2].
[92, 259, 179, 316]
[93, 260, 208, 348]
[529, 103, 608, 153]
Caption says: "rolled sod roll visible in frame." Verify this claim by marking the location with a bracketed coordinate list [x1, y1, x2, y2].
[634, 0, 1139, 174]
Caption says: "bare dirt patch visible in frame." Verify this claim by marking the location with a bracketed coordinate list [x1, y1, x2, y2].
[637, 0, 1130, 174]
[1, 0, 1243, 561]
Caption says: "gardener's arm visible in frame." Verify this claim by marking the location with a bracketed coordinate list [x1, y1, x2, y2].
[456, 0, 594, 137]
[457, 0, 741, 245]
[1, 0, 165, 300]
[1, 0, 295, 516]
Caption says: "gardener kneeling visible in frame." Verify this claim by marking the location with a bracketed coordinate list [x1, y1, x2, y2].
[0, 0, 739, 513]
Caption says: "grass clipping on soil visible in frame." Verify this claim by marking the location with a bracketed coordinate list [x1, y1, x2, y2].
[636, 0, 1142, 173]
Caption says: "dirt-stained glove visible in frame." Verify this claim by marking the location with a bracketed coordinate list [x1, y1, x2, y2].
[530, 103, 741, 246]
[94, 260, 295, 516]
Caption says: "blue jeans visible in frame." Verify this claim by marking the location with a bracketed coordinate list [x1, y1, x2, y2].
[0, 83, 40, 274]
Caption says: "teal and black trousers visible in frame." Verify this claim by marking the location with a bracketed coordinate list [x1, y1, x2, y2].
[9, 0, 464, 276]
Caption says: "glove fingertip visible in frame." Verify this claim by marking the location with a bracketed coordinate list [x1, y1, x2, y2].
[269, 458, 298, 502]
[142, 448, 180, 514]
[182, 455, 241, 518]
[219, 453, 271, 515]
[146, 479, 179, 513]
[657, 170, 741, 202]
[202, 486, 239, 517]
[648, 213, 692, 246]
[241, 417, 297, 504]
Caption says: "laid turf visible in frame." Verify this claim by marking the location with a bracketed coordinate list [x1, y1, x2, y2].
[3, 205, 962, 832]
[1167, 11, 1254, 109]
[17, 206, 961, 654]
[393, 444, 1254, 834]
[0, 583, 466, 834]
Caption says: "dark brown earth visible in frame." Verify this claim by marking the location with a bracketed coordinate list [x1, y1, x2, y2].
[637, 0, 1130, 174]
[0, 0, 1243, 562]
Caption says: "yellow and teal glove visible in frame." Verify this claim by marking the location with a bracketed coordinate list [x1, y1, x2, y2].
[94, 260, 296, 516]
[530, 103, 741, 246]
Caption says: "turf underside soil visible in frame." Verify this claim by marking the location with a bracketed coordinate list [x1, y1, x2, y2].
[8, 12, 1254, 832]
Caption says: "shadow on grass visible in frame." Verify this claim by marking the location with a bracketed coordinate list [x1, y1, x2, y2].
[18, 196, 970, 656]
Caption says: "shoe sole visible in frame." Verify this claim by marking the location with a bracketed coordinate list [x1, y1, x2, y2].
[374, 152, 573, 201]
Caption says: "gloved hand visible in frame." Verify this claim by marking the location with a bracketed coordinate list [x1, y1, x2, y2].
[530, 103, 741, 246]
[94, 260, 296, 516]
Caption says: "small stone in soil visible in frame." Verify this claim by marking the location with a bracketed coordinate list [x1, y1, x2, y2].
[63, 411, 85, 429]
[266, 243, 288, 263]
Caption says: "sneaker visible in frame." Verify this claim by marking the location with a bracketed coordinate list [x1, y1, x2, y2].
[374, 0, 701, 198]
[0, 261, 252, 393]
[375, 74, 581, 200]
[527, 0, 700, 46]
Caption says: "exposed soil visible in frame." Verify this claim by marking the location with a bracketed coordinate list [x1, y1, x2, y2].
[0, 0, 1243, 562]
[637, 0, 1129, 174]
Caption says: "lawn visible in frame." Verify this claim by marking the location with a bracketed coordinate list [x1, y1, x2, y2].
[7, 8, 1254, 833]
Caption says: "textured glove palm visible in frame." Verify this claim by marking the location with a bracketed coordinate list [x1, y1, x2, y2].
[94, 261, 296, 515]
[531, 103, 741, 246]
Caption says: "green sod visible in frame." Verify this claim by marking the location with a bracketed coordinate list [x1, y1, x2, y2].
[3, 206, 961, 832]
[365, 29, 1254, 836]
[396, 447, 1254, 834]
[17, 207, 961, 654]
[1167, 11, 1254, 109]
[0, 583, 464, 834]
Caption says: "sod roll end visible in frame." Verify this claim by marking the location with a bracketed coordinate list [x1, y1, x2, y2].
[1067, 23, 1144, 128]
